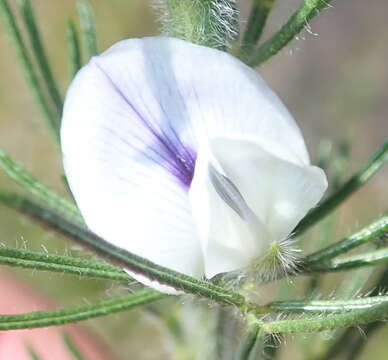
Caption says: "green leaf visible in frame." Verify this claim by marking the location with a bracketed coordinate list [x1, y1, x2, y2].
[0, 148, 82, 222]
[309, 247, 388, 272]
[0, 244, 132, 282]
[245, 0, 335, 66]
[256, 301, 388, 334]
[62, 332, 87, 360]
[304, 215, 388, 265]
[240, 0, 276, 55]
[27, 345, 45, 360]
[67, 18, 82, 80]
[0, 290, 166, 330]
[0, 191, 250, 308]
[0, 0, 59, 142]
[77, 0, 98, 60]
[19, 0, 63, 115]
[296, 142, 388, 235]
[268, 295, 388, 314]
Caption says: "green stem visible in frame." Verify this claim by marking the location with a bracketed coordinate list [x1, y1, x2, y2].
[318, 267, 388, 360]
[0, 246, 131, 282]
[27, 346, 44, 360]
[0, 193, 250, 308]
[259, 302, 388, 334]
[20, 0, 63, 115]
[156, 0, 238, 50]
[241, 0, 276, 54]
[62, 332, 87, 360]
[67, 18, 82, 79]
[77, 0, 98, 59]
[237, 315, 263, 360]
[0, 149, 82, 222]
[0, 0, 59, 142]
[304, 216, 388, 265]
[246, 0, 335, 66]
[268, 295, 388, 314]
[296, 142, 388, 235]
[309, 248, 388, 272]
[0, 290, 166, 330]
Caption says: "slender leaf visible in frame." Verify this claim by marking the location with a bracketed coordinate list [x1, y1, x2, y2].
[246, 0, 335, 66]
[309, 247, 388, 272]
[241, 0, 276, 54]
[27, 345, 44, 360]
[304, 216, 388, 265]
[67, 18, 82, 79]
[62, 332, 87, 360]
[19, 0, 63, 114]
[77, 0, 98, 60]
[268, 295, 388, 314]
[0, 244, 132, 282]
[0, 148, 82, 222]
[0, 191, 250, 307]
[296, 142, 388, 235]
[0, 290, 166, 330]
[258, 301, 388, 334]
[0, 0, 59, 141]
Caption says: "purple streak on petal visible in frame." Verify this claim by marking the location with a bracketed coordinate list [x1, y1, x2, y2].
[92, 60, 196, 188]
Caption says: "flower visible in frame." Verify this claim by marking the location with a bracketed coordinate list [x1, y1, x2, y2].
[61, 37, 327, 293]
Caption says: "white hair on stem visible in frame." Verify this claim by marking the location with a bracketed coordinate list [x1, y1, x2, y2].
[152, 0, 239, 49]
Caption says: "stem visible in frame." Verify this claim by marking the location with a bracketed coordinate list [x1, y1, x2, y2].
[241, 0, 276, 54]
[20, 0, 63, 115]
[0, 149, 82, 222]
[0, 246, 132, 282]
[317, 267, 388, 360]
[0, 0, 59, 142]
[67, 18, 82, 79]
[0, 194, 250, 308]
[309, 248, 388, 272]
[304, 216, 388, 265]
[155, 0, 239, 50]
[268, 295, 388, 314]
[237, 315, 263, 360]
[27, 346, 44, 360]
[246, 0, 334, 66]
[62, 332, 87, 360]
[296, 142, 388, 235]
[0, 290, 166, 330]
[77, 0, 98, 59]
[260, 302, 388, 334]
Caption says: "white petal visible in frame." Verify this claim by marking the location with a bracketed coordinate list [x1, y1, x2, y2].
[210, 138, 328, 241]
[190, 138, 327, 278]
[61, 39, 206, 293]
[62, 36, 325, 287]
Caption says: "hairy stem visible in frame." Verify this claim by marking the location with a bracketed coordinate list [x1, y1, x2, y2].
[246, 0, 334, 66]
[0, 193, 252, 308]
[0, 245, 132, 282]
[304, 216, 388, 265]
[259, 301, 388, 334]
[0, 290, 166, 330]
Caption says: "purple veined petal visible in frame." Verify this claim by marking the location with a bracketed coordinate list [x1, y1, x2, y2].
[61, 36, 326, 292]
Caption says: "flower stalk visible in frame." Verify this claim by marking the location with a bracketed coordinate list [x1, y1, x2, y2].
[153, 0, 239, 49]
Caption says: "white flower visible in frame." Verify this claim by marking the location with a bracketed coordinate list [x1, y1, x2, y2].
[61, 37, 327, 294]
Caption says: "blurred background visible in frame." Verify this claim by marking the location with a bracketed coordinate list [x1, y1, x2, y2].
[0, 0, 387, 359]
